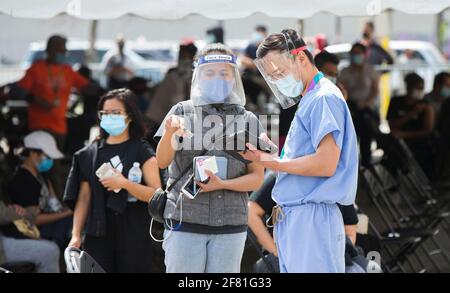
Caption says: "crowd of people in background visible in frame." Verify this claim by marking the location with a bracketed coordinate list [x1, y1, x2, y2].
[0, 20, 449, 273]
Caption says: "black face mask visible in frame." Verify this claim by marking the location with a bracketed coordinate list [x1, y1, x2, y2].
[362, 32, 370, 39]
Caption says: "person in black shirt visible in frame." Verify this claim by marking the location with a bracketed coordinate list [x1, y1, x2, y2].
[8, 131, 72, 249]
[387, 73, 435, 178]
[361, 21, 394, 66]
[437, 97, 450, 180]
[248, 171, 358, 256]
[240, 25, 271, 109]
[64, 89, 162, 273]
[248, 171, 359, 258]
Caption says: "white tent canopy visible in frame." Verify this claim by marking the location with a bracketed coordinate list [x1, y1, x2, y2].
[1, 0, 449, 20]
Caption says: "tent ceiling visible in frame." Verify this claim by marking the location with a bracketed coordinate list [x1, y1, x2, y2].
[0, 0, 449, 20]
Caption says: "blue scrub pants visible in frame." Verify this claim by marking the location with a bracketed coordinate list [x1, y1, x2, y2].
[274, 202, 345, 273]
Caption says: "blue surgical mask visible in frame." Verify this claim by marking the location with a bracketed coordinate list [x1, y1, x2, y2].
[274, 74, 304, 98]
[351, 54, 364, 65]
[200, 78, 234, 104]
[37, 156, 54, 173]
[55, 52, 67, 64]
[252, 32, 265, 43]
[440, 86, 450, 98]
[100, 114, 128, 136]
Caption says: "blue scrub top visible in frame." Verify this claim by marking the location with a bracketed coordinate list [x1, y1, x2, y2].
[272, 78, 358, 206]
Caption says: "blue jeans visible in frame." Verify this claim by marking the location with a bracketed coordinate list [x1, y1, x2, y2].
[162, 230, 247, 273]
[2, 236, 60, 273]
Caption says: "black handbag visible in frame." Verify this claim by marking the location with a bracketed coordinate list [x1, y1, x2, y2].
[148, 161, 199, 223]
[147, 188, 168, 223]
[148, 101, 197, 223]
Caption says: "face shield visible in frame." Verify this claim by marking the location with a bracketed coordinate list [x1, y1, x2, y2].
[190, 54, 246, 106]
[254, 36, 308, 109]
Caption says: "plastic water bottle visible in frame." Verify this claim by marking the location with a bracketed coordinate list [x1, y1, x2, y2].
[127, 162, 142, 202]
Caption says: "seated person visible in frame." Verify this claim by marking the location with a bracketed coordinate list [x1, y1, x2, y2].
[437, 97, 450, 180]
[387, 73, 435, 178]
[7, 131, 72, 248]
[424, 71, 450, 122]
[248, 171, 359, 258]
[0, 201, 60, 273]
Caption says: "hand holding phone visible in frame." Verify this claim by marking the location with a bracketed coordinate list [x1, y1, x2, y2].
[181, 174, 202, 199]
[96, 163, 121, 193]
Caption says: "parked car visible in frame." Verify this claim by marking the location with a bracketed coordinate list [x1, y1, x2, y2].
[127, 39, 177, 63]
[325, 40, 450, 95]
[21, 39, 174, 87]
[21, 39, 112, 69]
[100, 45, 174, 87]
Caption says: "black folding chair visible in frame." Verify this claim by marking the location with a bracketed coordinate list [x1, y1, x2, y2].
[360, 167, 439, 272]
[246, 229, 279, 273]
[0, 262, 35, 273]
[371, 164, 450, 272]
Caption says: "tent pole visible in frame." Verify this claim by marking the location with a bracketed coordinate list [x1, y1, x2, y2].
[87, 19, 98, 63]
[436, 10, 446, 54]
[297, 19, 304, 37]
[335, 16, 342, 44]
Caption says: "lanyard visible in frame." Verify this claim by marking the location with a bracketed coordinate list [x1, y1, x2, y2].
[47, 62, 64, 100]
[306, 71, 324, 93]
[279, 71, 324, 159]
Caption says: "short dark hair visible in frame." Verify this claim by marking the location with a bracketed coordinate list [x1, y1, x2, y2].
[20, 148, 43, 158]
[365, 21, 375, 30]
[255, 25, 267, 33]
[179, 42, 198, 59]
[433, 71, 450, 90]
[350, 42, 367, 54]
[314, 50, 339, 70]
[97, 88, 147, 140]
[46, 35, 67, 52]
[404, 73, 424, 91]
[256, 29, 314, 64]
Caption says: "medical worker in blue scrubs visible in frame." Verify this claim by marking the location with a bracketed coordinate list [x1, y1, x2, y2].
[242, 29, 359, 273]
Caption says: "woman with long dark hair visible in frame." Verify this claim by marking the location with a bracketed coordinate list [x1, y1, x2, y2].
[64, 88, 161, 272]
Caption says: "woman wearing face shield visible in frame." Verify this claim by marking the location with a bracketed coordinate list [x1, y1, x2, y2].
[155, 43, 265, 273]
[242, 29, 359, 273]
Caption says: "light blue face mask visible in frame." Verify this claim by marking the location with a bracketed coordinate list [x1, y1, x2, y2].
[440, 86, 450, 98]
[252, 32, 265, 43]
[100, 114, 128, 137]
[200, 78, 234, 104]
[351, 54, 364, 65]
[206, 34, 215, 44]
[37, 156, 54, 173]
[274, 74, 304, 98]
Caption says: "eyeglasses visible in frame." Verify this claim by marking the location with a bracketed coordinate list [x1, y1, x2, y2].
[98, 110, 127, 120]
